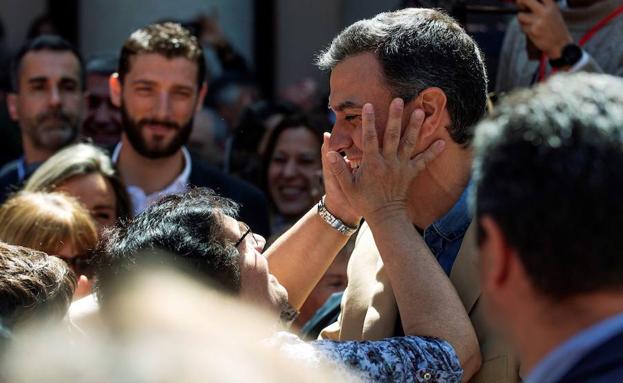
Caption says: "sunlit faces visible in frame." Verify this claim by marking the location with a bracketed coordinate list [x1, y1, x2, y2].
[55, 172, 117, 231]
[267, 127, 322, 218]
[7, 50, 83, 152]
[113, 53, 205, 159]
[221, 215, 290, 314]
[328, 52, 395, 170]
[82, 73, 122, 146]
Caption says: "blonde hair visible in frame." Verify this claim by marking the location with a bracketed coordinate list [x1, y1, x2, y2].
[24, 143, 132, 221]
[0, 191, 98, 256]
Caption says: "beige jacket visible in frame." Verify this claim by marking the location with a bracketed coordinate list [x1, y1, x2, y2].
[320, 222, 521, 382]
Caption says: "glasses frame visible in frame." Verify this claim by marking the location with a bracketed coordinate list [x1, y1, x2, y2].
[234, 222, 258, 249]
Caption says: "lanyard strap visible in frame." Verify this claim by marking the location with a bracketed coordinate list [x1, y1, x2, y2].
[536, 4, 623, 82]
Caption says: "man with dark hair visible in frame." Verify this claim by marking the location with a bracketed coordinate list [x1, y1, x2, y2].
[82, 54, 122, 146]
[0, 35, 85, 202]
[0, 242, 76, 329]
[263, 8, 518, 382]
[473, 72, 623, 383]
[109, 22, 270, 236]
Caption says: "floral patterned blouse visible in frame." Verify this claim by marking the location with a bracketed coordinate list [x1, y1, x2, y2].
[270, 332, 463, 382]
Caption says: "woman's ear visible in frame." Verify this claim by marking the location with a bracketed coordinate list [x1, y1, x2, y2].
[411, 87, 448, 140]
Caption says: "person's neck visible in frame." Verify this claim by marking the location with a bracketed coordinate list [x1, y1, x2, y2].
[407, 145, 472, 229]
[116, 136, 185, 195]
[516, 291, 623, 374]
[21, 135, 54, 165]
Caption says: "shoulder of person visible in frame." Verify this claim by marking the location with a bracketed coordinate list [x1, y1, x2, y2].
[188, 154, 267, 204]
[0, 159, 20, 181]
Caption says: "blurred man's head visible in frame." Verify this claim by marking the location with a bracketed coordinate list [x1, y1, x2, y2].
[98, 188, 292, 320]
[82, 54, 122, 146]
[7, 35, 85, 162]
[110, 22, 207, 159]
[0, 242, 76, 329]
[473, 73, 623, 362]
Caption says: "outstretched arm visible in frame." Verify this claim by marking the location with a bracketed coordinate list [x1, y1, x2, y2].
[265, 134, 361, 310]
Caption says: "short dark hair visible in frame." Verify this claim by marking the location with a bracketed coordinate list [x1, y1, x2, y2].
[96, 188, 241, 301]
[472, 73, 623, 299]
[0, 242, 76, 329]
[86, 53, 118, 76]
[117, 22, 206, 87]
[316, 8, 487, 146]
[10, 34, 85, 93]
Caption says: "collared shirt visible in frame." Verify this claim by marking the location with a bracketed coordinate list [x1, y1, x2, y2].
[112, 143, 192, 215]
[271, 331, 463, 382]
[423, 184, 472, 275]
[525, 312, 623, 383]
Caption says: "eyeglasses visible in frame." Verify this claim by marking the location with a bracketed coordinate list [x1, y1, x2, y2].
[235, 222, 258, 249]
[55, 254, 94, 278]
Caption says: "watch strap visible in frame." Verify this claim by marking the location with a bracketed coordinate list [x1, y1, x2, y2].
[317, 197, 359, 236]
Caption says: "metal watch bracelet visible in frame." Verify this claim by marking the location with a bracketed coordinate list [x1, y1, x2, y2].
[317, 196, 359, 236]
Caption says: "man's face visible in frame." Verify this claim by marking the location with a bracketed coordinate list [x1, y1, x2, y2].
[328, 52, 410, 168]
[8, 50, 83, 153]
[114, 53, 204, 159]
[221, 215, 292, 319]
[82, 73, 122, 146]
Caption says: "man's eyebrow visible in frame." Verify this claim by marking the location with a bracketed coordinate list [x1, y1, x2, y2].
[328, 100, 363, 112]
[130, 79, 157, 86]
[27, 77, 48, 85]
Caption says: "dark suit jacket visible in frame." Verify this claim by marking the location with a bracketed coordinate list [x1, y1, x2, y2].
[0, 159, 40, 204]
[557, 329, 623, 383]
[188, 155, 271, 238]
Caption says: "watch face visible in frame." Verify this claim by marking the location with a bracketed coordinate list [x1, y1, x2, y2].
[563, 44, 583, 66]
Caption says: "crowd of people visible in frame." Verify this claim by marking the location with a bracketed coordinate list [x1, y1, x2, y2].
[0, 1, 622, 382]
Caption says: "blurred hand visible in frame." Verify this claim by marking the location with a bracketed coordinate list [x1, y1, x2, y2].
[325, 98, 445, 223]
[517, 0, 573, 59]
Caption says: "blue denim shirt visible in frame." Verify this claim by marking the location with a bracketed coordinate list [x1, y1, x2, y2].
[423, 185, 472, 275]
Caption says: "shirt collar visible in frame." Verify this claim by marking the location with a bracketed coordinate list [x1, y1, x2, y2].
[526, 312, 623, 383]
[427, 182, 472, 241]
[112, 142, 192, 182]
[113, 142, 193, 215]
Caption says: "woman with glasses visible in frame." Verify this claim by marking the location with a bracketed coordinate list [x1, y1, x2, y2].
[0, 191, 98, 300]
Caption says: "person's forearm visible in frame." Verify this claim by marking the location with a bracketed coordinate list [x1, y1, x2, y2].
[265, 206, 351, 309]
[364, 206, 479, 370]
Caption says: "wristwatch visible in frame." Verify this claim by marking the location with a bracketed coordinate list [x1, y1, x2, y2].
[317, 197, 359, 236]
[549, 43, 583, 68]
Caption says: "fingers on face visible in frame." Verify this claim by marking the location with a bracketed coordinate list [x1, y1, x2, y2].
[398, 108, 425, 160]
[361, 103, 379, 155]
[413, 140, 445, 172]
[382, 98, 404, 157]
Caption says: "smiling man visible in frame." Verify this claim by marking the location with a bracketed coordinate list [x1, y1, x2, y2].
[110, 23, 270, 236]
[264, 8, 520, 382]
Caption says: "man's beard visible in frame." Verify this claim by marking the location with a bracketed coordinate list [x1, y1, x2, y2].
[28, 109, 78, 152]
[120, 102, 193, 159]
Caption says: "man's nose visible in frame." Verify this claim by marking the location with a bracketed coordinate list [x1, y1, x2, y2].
[94, 101, 110, 123]
[48, 86, 62, 107]
[328, 121, 353, 153]
[254, 233, 267, 253]
[154, 92, 172, 120]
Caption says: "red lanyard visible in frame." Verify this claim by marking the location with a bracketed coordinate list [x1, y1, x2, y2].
[537, 4, 623, 82]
